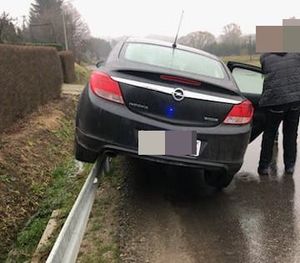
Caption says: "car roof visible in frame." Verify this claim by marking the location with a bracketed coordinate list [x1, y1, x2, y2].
[124, 37, 220, 61]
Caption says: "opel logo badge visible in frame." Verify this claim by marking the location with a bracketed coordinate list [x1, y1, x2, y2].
[172, 88, 185, 101]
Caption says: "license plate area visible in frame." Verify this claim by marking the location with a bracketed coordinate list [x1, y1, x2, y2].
[138, 130, 201, 157]
[189, 140, 201, 157]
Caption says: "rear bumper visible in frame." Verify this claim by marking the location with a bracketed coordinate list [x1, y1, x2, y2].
[76, 128, 242, 173]
[76, 86, 251, 175]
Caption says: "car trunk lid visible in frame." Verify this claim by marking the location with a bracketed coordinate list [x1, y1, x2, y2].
[112, 70, 243, 127]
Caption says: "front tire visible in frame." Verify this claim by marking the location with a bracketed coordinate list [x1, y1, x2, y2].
[204, 170, 234, 189]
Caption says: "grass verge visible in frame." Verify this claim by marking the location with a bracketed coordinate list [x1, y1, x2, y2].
[6, 160, 91, 262]
[0, 96, 87, 261]
[75, 63, 91, 84]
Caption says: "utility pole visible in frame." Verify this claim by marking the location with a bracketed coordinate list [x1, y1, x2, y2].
[62, 11, 68, 50]
[249, 35, 252, 61]
[22, 15, 26, 30]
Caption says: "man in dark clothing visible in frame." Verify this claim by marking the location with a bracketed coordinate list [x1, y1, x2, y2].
[258, 52, 300, 175]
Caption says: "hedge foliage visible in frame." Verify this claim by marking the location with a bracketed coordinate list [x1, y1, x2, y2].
[24, 42, 64, 51]
[0, 44, 63, 132]
[58, 51, 76, 83]
[4, 42, 64, 51]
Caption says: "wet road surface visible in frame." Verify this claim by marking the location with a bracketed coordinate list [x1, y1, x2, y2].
[119, 131, 300, 263]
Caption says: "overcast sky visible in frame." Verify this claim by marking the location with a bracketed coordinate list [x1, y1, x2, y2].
[2, 0, 300, 39]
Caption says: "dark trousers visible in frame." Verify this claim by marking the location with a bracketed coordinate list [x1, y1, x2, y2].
[259, 102, 300, 168]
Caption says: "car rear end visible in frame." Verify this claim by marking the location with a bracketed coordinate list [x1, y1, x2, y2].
[75, 39, 253, 178]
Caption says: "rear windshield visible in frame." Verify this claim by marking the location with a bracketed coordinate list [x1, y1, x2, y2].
[122, 42, 225, 79]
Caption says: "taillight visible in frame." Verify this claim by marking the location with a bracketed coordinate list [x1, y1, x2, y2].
[223, 100, 254, 125]
[89, 71, 124, 104]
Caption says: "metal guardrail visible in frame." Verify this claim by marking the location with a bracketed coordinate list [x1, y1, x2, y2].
[46, 156, 108, 263]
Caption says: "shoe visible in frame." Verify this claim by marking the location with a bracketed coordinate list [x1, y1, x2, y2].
[285, 165, 295, 175]
[258, 166, 269, 176]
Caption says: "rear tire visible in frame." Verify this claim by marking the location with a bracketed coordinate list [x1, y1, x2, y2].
[204, 170, 234, 189]
[74, 140, 98, 163]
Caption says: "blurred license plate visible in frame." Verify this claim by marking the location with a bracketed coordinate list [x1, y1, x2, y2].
[138, 130, 201, 156]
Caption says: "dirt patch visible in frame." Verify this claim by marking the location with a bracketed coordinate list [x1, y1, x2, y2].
[0, 95, 78, 259]
[35, 110, 65, 131]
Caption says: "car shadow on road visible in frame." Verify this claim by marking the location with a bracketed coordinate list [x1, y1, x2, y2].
[119, 156, 299, 263]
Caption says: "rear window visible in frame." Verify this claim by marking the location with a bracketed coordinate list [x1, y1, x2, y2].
[122, 43, 225, 79]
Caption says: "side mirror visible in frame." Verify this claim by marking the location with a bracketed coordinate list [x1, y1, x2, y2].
[96, 60, 105, 68]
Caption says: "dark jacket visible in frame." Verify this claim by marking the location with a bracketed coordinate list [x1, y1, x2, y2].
[259, 52, 300, 107]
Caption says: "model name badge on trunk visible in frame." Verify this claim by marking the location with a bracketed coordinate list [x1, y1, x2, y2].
[204, 116, 219, 122]
[129, 102, 149, 110]
[138, 130, 201, 157]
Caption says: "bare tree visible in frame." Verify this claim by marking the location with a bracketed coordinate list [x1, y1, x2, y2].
[220, 23, 242, 45]
[178, 31, 216, 50]
[28, 0, 91, 61]
[85, 37, 111, 61]
[62, 2, 90, 62]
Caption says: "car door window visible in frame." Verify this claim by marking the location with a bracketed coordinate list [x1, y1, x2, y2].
[231, 67, 264, 95]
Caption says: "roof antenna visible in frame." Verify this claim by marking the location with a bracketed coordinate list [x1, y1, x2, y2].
[172, 10, 184, 49]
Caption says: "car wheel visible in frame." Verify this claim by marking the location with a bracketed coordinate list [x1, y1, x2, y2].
[204, 170, 234, 189]
[74, 140, 98, 163]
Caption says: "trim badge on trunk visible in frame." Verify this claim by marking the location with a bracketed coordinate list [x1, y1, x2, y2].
[172, 88, 185, 101]
[129, 102, 149, 110]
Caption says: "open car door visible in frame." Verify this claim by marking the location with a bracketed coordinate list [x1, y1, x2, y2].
[227, 61, 265, 143]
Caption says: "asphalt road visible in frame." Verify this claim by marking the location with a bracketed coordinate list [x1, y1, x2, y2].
[119, 130, 300, 263]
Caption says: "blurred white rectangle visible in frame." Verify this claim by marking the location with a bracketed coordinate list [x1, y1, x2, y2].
[138, 131, 165, 155]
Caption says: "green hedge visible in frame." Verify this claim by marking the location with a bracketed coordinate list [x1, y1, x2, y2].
[0, 44, 63, 132]
[58, 51, 76, 83]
